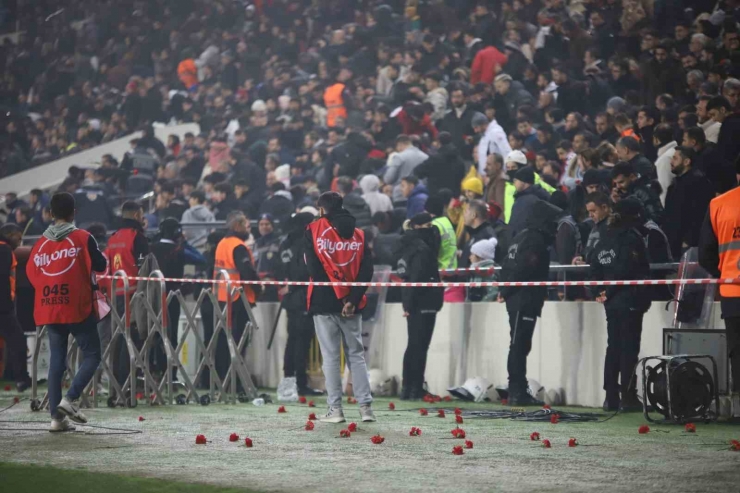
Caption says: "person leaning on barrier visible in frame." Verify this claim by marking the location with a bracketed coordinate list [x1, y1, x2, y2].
[589, 197, 651, 413]
[213, 211, 260, 382]
[0, 224, 32, 392]
[396, 213, 444, 400]
[26, 192, 107, 432]
[497, 199, 559, 406]
[574, 192, 613, 266]
[304, 191, 375, 424]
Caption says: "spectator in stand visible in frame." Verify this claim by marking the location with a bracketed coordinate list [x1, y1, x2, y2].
[611, 162, 664, 225]
[509, 167, 552, 238]
[401, 175, 429, 219]
[254, 214, 282, 284]
[384, 135, 429, 203]
[681, 126, 733, 194]
[211, 182, 240, 221]
[260, 183, 296, 227]
[616, 136, 656, 180]
[636, 106, 660, 162]
[414, 132, 467, 197]
[495, 73, 535, 129]
[710, 96, 740, 179]
[471, 44, 508, 85]
[437, 86, 477, 157]
[336, 176, 372, 229]
[652, 123, 678, 205]
[15, 206, 44, 237]
[358, 175, 393, 217]
[181, 190, 215, 251]
[484, 153, 506, 209]
[460, 199, 497, 269]
[476, 110, 512, 175]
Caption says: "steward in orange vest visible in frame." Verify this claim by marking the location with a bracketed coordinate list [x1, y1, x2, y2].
[699, 185, 740, 392]
[323, 68, 352, 128]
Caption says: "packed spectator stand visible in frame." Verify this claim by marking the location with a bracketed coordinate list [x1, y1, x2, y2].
[1, 0, 740, 301]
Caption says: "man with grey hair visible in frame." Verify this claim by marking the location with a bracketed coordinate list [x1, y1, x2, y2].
[686, 70, 705, 96]
[722, 77, 740, 110]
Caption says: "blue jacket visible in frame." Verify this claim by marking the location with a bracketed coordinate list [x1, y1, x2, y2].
[406, 184, 429, 218]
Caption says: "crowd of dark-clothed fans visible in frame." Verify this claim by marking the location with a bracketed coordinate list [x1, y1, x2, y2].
[2, 0, 740, 304]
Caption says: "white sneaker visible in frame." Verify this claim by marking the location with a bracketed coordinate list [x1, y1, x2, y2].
[57, 397, 88, 424]
[49, 417, 76, 433]
[360, 404, 376, 423]
[319, 407, 346, 423]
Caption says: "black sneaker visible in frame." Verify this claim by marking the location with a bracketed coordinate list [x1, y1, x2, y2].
[508, 393, 545, 407]
[619, 394, 643, 413]
[298, 387, 324, 396]
[603, 399, 620, 412]
[16, 379, 32, 393]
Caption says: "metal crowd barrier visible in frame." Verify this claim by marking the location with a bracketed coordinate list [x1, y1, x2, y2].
[29, 269, 260, 412]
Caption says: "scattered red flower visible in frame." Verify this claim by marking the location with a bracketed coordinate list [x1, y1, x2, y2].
[136, 392, 144, 400]
[138, 416, 145, 422]
[550, 414, 560, 424]
[451, 427, 466, 439]
[3, 385, 10, 391]
[543, 404, 551, 410]
[568, 438, 578, 447]
[340, 429, 351, 438]
[456, 415, 464, 424]
[443, 396, 452, 402]
[454, 408, 462, 415]
[278, 405, 286, 413]
[299, 396, 307, 404]
[347, 422, 358, 432]
[730, 439, 740, 451]
[542, 439, 551, 448]
[638, 425, 650, 434]
[195, 434, 207, 445]
[305, 421, 315, 431]
[409, 427, 422, 436]
[371, 434, 385, 444]
[501, 399, 508, 405]
[423, 395, 433, 403]
[13, 396, 20, 404]
[419, 408, 428, 416]
[388, 402, 395, 410]
[347, 397, 357, 404]
[229, 433, 239, 442]
[685, 423, 696, 433]
[244, 437, 253, 448]
[308, 400, 315, 407]
[437, 409, 446, 418]
[530, 432, 540, 441]
[452, 445, 464, 455]
[464, 440, 473, 449]
[308, 412, 317, 420]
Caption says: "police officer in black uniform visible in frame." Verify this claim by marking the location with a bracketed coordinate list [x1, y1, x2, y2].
[497, 200, 559, 406]
[590, 197, 651, 412]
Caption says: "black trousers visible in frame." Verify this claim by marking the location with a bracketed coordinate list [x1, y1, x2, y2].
[283, 310, 315, 389]
[507, 310, 537, 395]
[0, 311, 30, 382]
[604, 307, 644, 400]
[725, 316, 740, 392]
[207, 301, 249, 387]
[151, 295, 181, 381]
[402, 312, 437, 392]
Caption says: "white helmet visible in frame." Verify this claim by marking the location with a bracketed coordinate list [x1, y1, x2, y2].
[448, 377, 492, 402]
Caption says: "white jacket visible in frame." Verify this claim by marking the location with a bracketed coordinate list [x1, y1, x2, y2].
[477, 119, 511, 175]
[655, 141, 677, 206]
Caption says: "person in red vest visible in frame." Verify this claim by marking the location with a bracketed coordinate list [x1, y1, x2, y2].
[304, 192, 375, 424]
[26, 193, 107, 432]
[0, 224, 31, 392]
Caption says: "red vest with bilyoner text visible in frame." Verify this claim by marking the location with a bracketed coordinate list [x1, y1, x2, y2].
[307, 217, 367, 310]
[26, 229, 94, 325]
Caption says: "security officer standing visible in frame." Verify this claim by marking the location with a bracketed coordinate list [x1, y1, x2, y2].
[0, 224, 32, 391]
[497, 200, 558, 406]
[278, 211, 323, 396]
[699, 185, 740, 403]
[590, 197, 651, 412]
[213, 211, 260, 381]
[26, 193, 107, 431]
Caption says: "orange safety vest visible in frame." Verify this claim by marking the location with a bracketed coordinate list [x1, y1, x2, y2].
[621, 128, 641, 142]
[708, 187, 740, 298]
[0, 240, 16, 301]
[324, 83, 347, 128]
[214, 236, 256, 304]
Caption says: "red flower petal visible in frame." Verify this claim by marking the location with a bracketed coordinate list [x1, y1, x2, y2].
[308, 413, 317, 420]
[388, 402, 395, 410]
[550, 414, 560, 424]
[419, 408, 428, 416]
[299, 396, 307, 404]
[731, 440, 740, 451]
[195, 434, 207, 445]
[278, 405, 286, 413]
[501, 399, 509, 405]
[455, 415, 463, 424]
[423, 395, 434, 403]
[638, 425, 650, 434]
[138, 416, 145, 422]
[464, 440, 474, 449]
[542, 439, 551, 448]
[3, 385, 10, 391]
[347, 422, 358, 432]
[347, 397, 357, 404]
[305, 421, 315, 431]
[433, 395, 442, 402]
[244, 437, 253, 448]
[684, 423, 696, 433]
[451, 427, 466, 439]
[409, 427, 422, 436]
[454, 408, 462, 415]
[543, 404, 551, 410]
[437, 409, 446, 418]
[443, 396, 452, 402]
[371, 434, 385, 444]
[340, 429, 351, 438]
[13, 396, 20, 404]
[229, 433, 239, 442]
[568, 438, 578, 447]
[530, 432, 540, 441]
[136, 392, 144, 400]
[308, 401, 315, 407]
[452, 445, 464, 455]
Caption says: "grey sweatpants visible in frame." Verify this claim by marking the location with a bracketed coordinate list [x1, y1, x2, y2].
[314, 314, 373, 408]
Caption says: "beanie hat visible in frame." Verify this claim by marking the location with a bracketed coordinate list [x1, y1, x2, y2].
[513, 166, 535, 185]
[409, 212, 434, 227]
[471, 237, 498, 261]
[425, 195, 444, 216]
[471, 112, 488, 128]
[613, 196, 643, 219]
[582, 168, 603, 187]
[461, 176, 484, 196]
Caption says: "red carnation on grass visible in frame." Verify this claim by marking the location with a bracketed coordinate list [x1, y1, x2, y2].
[278, 405, 286, 413]
[443, 396, 452, 402]
[568, 438, 578, 447]
[136, 392, 144, 400]
[308, 400, 315, 407]
[244, 437, 253, 448]
[308, 413, 317, 420]
[340, 429, 351, 438]
[371, 434, 385, 444]
[388, 402, 395, 410]
[419, 408, 428, 416]
[452, 445, 464, 455]
[542, 439, 552, 448]
[638, 425, 650, 434]
[299, 396, 307, 404]
[550, 414, 560, 424]
[685, 423, 696, 433]
[451, 427, 466, 439]
[437, 409, 446, 418]
[229, 433, 239, 442]
[409, 427, 422, 436]
[730, 439, 740, 451]
[464, 440, 474, 449]
[195, 434, 207, 445]
[347, 397, 357, 404]
[3, 385, 10, 391]
[454, 408, 462, 415]
[456, 415, 464, 424]
[501, 399, 509, 405]
[138, 416, 145, 422]
[543, 404, 551, 410]
[347, 422, 358, 432]
[305, 421, 315, 431]
[14, 396, 20, 404]
[530, 432, 540, 441]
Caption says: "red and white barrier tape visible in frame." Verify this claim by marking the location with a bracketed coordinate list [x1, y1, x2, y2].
[97, 275, 740, 288]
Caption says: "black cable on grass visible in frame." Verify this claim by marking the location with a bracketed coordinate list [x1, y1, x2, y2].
[0, 420, 142, 435]
[400, 407, 609, 423]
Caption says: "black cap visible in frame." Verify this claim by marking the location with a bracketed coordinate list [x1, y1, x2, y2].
[613, 197, 644, 219]
[514, 166, 535, 185]
[582, 169, 603, 187]
[424, 195, 444, 216]
[159, 218, 182, 240]
[409, 212, 433, 227]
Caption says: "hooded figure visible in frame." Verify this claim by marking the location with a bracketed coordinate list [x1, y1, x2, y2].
[498, 199, 559, 406]
[359, 175, 393, 216]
